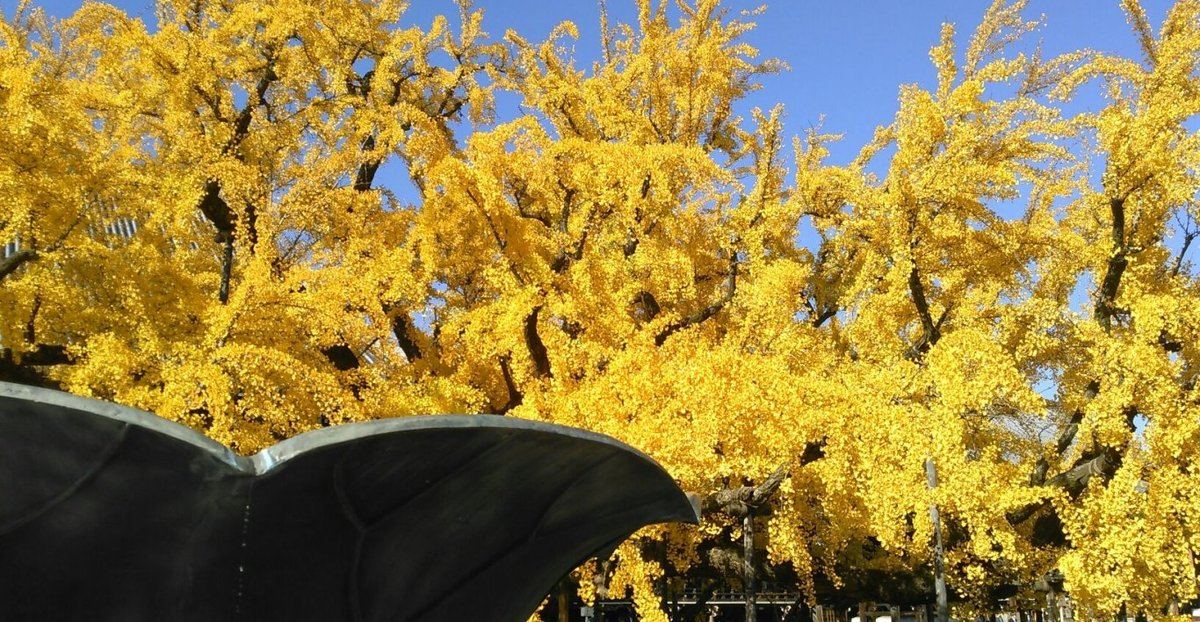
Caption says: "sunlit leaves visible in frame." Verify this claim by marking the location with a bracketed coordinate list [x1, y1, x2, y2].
[3, 0, 1199, 617]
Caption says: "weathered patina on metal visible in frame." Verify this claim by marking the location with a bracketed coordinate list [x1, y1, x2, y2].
[0, 382, 698, 621]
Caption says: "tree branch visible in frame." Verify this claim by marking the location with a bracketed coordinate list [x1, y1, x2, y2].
[227, 59, 278, 152]
[353, 134, 381, 192]
[466, 187, 525, 286]
[198, 180, 236, 235]
[1046, 446, 1123, 498]
[0, 344, 71, 389]
[1012, 198, 1134, 516]
[1170, 230, 1195, 277]
[634, 290, 661, 321]
[1094, 197, 1128, 332]
[16, 344, 70, 366]
[524, 305, 552, 379]
[1011, 203, 1136, 533]
[811, 307, 837, 328]
[321, 344, 360, 371]
[218, 238, 233, 304]
[199, 56, 279, 303]
[320, 342, 368, 400]
[1010, 384, 1116, 525]
[388, 311, 423, 361]
[497, 354, 522, 414]
[701, 441, 825, 517]
[24, 293, 41, 343]
[0, 248, 36, 282]
[907, 262, 941, 356]
[655, 257, 738, 346]
[558, 185, 575, 233]
[549, 228, 587, 273]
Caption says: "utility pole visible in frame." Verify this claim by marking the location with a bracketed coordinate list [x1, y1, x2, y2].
[926, 458, 948, 622]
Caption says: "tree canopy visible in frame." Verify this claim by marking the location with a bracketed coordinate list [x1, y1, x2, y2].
[1, 0, 1198, 619]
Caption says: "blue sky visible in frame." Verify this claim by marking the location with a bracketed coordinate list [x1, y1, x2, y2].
[454, 0, 1175, 166]
[2, 0, 1176, 164]
[5, 0, 1183, 265]
[5, 0, 1190, 269]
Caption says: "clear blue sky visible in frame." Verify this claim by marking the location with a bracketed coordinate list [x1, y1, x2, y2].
[1, 0, 1176, 164]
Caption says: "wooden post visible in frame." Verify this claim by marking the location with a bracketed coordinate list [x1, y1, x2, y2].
[557, 580, 570, 622]
[595, 554, 616, 622]
[745, 507, 757, 622]
[926, 459, 949, 622]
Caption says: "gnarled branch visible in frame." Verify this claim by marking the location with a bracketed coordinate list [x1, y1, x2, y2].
[701, 440, 825, 517]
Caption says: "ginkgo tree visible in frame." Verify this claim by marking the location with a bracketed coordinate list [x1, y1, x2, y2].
[1, 0, 1198, 620]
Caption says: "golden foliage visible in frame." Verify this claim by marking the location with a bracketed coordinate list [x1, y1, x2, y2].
[2, 0, 1198, 617]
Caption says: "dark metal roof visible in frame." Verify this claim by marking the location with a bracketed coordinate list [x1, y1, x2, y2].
[0, 382, 698, 621]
